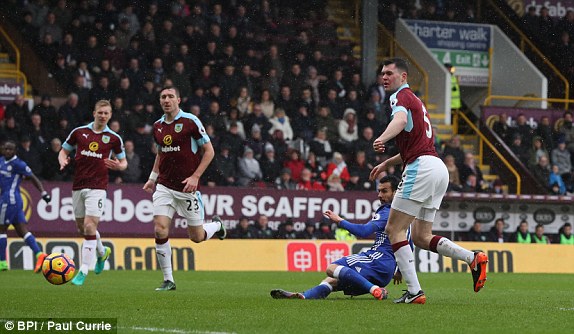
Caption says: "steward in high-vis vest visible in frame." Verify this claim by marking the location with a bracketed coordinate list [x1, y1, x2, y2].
[559, 223, 574, 245]
[532, 224, 550, 244]
[445, 63, 461, 110]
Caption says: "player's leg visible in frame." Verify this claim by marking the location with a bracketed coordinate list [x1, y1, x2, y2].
[0, 224, 8, 271]
[94, 230, 111, 275]
[326, 262, 387, 300]
[153, 185, 177, 290]
[179, 191, 224, 243]
[271, 277, 335, 300]
[13, 221, 46, 273]
[412, 218, 488, 292]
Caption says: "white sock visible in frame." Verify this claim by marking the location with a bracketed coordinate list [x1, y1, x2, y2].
[95, 231, 105, 257]
[80, 239, 97, 275]
[203, 222, 220, 240]
[394, 244, 422, 294]
[155, 241, 173, 282]
[319, 282, 333, 291]
[435, 238, 474, 264]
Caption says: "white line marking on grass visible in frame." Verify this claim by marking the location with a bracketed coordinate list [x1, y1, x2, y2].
[558, 308, 574, 311]
[120, 326, 235, 334]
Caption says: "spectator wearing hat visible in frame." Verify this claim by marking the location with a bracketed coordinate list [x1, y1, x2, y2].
[275, 167, 296, 190]
[275, 219, 297, 239]
[245, 123, 266, 160]
[206, 143, 237, 187]
[268, 108, 293, 141]
[551, 136, 572, 191]
[260, 143, 282, 184]
[325, 152, 350, 186]
[309, 127, 333, 166]
[338, 108, 359, 155]
[297, 221, 317, 239]
[237, 146, 263, 187]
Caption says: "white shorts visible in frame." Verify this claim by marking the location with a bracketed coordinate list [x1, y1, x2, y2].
[152, 184, 205, 226]
[72, 189, 107, 218]
[392, 155, 448, 222]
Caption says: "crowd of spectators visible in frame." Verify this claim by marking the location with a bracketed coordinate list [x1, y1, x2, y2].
[490, 111, 574, 195]
[463, 219, 573, 245]
[1, 0, 403, 190]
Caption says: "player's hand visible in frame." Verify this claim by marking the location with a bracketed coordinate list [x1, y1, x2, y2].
[393, 272, 403, 285]
[369, 161, 387, 181]
[182, 175, 200, 193]
[373, 138, 386, 153]
[324, 210, 343, 223]
[41, 191, 51, 203]
[104, 158, 121, 170]
[59, 156, 70, 170]
[143, 180, 156, 193]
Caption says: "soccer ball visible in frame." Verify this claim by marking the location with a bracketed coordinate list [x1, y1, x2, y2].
[42, 253, 76, 285]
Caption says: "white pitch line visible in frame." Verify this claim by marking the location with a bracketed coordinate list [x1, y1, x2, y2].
[120, 326, 236, 334]
[558, 307, 574, 311]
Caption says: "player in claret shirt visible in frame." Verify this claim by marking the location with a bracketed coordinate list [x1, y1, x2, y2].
[143, 86, 225, 291]
[58, 100, 127, 286]
[370, 58, 488, 304]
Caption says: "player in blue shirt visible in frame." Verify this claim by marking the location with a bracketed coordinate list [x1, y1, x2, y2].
[0, 140, 52, 272]
[271, 175, 408, 300]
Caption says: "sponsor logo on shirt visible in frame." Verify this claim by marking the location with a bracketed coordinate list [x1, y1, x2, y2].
[163, 135, 172, 145]
[80, 150, 103, 158]
[89, 142, 99, 152]
[161, 146, 181, 153]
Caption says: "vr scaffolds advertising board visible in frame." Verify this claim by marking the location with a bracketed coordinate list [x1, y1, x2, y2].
[403, 19, 493, 87]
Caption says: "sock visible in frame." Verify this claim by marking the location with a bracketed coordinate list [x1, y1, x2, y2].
[95, 231, 105, 257]
[203, 222, 220, 240]
[333, 266, 374, 295]
[23, 232, 41, 254]
[303, 282, 333, 299]
[393, 241, 422, 294]
[0, 234, 7, 261]
[430, 235, 474, 264]
[80, 236, 97, 275]
[155, 238, 173, 282]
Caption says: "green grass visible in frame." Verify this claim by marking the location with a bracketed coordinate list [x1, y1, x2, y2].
[1, 271, 573, 333]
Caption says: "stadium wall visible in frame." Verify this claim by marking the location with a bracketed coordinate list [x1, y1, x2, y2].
[6, 238, 574, 274]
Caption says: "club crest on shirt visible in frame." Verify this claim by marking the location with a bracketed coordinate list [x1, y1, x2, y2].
[175, 124, 183, 133]
[102, 135, 110, 144]
[6, 165, 12, 171]
[163, 135, 173, 145]
[89, 142, 99, 152]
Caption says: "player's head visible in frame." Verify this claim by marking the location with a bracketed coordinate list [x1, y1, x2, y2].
[159, 86, 181, 114]
[93, 100, 113, 127]
[381, 58, 409, 93]
[377, 174, 399, 204]
[2, 140, 17, 159]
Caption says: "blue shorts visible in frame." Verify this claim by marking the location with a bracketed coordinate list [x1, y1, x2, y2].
[333, 251, 395, 296]
[0, 203, 27, 226]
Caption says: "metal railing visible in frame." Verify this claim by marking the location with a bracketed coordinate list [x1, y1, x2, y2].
[453, 109, 522, 194]
[484, 0, 570, 109]
[484, 95, 574, 106]
[0, 25, 30, 98]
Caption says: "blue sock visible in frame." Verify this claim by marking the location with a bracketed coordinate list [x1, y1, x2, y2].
[0, 234, 7, 261]
[336, 266, 374, 295]
[23, 232, 41, 255]
[303, 283, 332, 299]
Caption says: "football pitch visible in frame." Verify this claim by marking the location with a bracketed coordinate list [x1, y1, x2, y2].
[1, 271, 573, 333]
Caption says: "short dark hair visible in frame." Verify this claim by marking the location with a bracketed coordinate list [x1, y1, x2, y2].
[379, 174, 399, 192]
[382, 57, 409, 75]
[160, 86, 180, 98]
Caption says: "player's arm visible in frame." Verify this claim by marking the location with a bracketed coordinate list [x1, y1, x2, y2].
[143, 151, 161, 193]
[373, 111, 407, 153]
[323, 210, 378, 238]
[181, 141, 215, 193]
[26, 173, 51, 203]
[370, 153, 402, 181]
[104, 157, 127, 171]
[58, 147, 72, 170]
